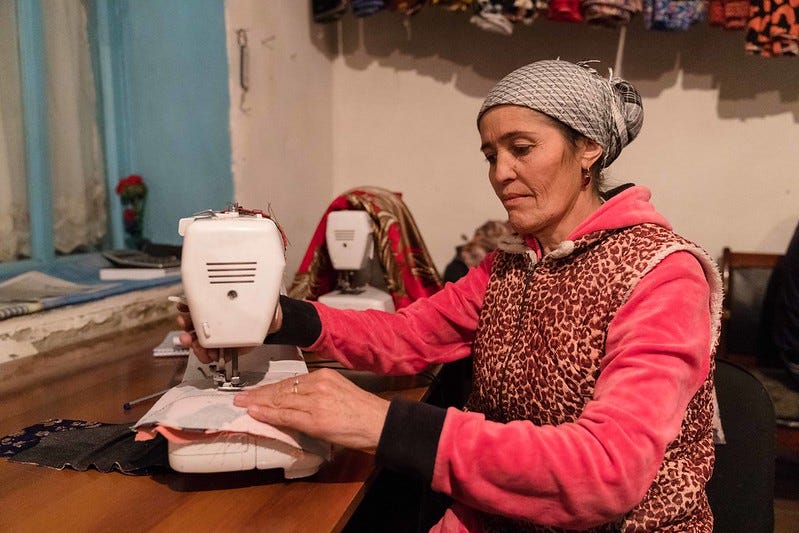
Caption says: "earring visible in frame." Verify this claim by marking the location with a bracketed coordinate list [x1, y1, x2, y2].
[582, 168, 591, 187]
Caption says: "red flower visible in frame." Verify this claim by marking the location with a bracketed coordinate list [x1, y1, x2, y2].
[116, 174, 140, 194]
[123, 207, 137, 222]
[116, 174, 147, 203]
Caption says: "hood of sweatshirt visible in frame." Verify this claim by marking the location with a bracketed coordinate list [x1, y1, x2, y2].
[518, 185, 671, 259]
[571, 185, 671, 238]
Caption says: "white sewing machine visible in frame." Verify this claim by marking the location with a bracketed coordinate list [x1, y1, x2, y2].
[178, 205, 285, 389]
[151, 205, 327, 477]
[317, 210, 395, 312]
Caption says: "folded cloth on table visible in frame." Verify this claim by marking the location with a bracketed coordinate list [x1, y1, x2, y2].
[1, 419, 167, 475]
[133, 374, 331, 460]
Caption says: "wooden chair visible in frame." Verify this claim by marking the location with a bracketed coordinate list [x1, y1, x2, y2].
[719, 247, 783, 362]
[719, 247, 799, 480]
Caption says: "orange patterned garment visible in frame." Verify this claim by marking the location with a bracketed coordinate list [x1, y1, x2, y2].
[746, 0, 799, 56]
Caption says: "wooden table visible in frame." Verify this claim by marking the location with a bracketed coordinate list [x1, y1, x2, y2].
[0, 320, 436, 533]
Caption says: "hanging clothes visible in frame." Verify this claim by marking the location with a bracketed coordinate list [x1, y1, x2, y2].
[430, 0, 475, 10]
[470, 0, 517, 34]
[352, 0, 387, 16]
[708, 0, 750, 29]
[582, 0, 642, 27]
[643, 0, 706, 30]
[313, 0, 350, 23]
[536, 0, 551, 14]
[312, 0, 796, 58]
[387, 0, 427, 15]
[548, 0, 585, 22]
[505, 0, 538, 24]
[745, 0, 799, 56]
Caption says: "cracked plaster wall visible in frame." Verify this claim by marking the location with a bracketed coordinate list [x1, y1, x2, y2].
[0, 284, 182, 364]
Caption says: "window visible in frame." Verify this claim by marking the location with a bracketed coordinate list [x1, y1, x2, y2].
[0, 0, 117, 277]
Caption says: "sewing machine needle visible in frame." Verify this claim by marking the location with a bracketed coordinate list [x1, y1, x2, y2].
[218, 349, 227, 379]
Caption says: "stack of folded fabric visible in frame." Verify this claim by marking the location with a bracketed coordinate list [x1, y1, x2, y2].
[132, 371, 330, 463]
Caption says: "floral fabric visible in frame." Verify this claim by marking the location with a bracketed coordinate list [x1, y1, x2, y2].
[1, 418, 105, 457]
[288, 187, 442, 310]
[644, 0, 706, 30]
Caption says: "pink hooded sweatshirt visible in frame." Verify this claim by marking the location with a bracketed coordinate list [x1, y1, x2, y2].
[303, 185, 715, 531]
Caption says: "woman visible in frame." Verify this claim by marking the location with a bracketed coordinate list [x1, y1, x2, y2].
[180, 59, 722, 532]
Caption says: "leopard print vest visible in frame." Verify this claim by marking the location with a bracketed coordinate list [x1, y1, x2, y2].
[465, 224, 719, 533]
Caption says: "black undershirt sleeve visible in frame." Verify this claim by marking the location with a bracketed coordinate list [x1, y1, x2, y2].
[264, 295, 322, 347]
[376, 397, 447, 484]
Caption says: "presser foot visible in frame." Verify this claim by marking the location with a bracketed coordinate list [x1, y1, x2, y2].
[208, 363, 246, 391]
[216, 378, 247, 391]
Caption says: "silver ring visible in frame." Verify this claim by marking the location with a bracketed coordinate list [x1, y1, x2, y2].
[292, 376, 299, 394]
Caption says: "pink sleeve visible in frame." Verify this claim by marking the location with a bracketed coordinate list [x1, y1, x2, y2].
[431, 251, 712, 529]
[306, 256, 493, 375]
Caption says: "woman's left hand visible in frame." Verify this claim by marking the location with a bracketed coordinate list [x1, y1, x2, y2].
[233, 368, 390, 453]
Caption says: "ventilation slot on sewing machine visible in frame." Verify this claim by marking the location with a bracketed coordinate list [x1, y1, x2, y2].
[206, 261, 257, 284]
[333, 230, 355, 242]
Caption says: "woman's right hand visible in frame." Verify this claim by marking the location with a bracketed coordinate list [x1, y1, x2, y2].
[176, 300, 284, 364]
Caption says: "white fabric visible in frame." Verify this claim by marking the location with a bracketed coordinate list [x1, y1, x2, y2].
[134, 346, 331, 459]
[0, 1, 30, 261]
[0, 1, 106, 262]
[42, 1, 107, 254]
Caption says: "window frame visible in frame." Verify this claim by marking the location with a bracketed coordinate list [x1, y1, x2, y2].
[0, 0, 126, 279]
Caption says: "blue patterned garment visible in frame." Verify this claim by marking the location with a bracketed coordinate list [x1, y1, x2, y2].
[1, 419, 105, 457]
[352, 0, 386, 16]
[2, 419, 167, 474]
[643, 0, 706, 31]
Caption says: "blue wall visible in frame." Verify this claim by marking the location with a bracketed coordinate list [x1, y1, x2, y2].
[113, 0, 232, 246]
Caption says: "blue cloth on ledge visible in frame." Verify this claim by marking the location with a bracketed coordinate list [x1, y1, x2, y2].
[0, 253, 180, 320]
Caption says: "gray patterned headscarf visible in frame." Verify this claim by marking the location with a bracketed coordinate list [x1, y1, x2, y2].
[477, 59, 643, 168]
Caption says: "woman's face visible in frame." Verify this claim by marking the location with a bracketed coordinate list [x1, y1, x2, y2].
[478, 105, 601, 250]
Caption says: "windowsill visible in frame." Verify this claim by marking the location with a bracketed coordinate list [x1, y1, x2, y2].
[0, 283, 182, 395]
[1, 252, 184, 361]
